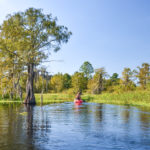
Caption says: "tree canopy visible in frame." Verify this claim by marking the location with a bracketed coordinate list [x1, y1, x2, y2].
[0, 8, 72, 66]
[0, 8, 72, 104]
[71, 72, 88, 93]
[79, 61, 94, 78]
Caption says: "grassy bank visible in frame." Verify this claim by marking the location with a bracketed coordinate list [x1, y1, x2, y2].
[0, 94, 74, 105]
[82, 91, 150, 107]
[35, 93, 74, 104]
[0, 91, 150, 107]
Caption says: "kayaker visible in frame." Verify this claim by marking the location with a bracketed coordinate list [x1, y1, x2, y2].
[74, 91, 83, 104]
[75, 91, 81, 100]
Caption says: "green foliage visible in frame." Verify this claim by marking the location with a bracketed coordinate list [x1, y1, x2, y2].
[79, 61, 94, 78]
[50, 73, 64, 92]
[120, 67, 136, 90]
[34, 76, 46, 93]
[110, 73, 119, 84]
[50, 73, 72, 93]
[111, 73, 118, 79]
[104, 73, 120, 93]
[122, 68, 133, 85]
[63, 73, 71, 89]
[88, 67, 107, 94]
[71, 72, 88, 93]
[136, 63, 150, 89]
[112, 83, 136, 93]
[0, 8, 72, 65]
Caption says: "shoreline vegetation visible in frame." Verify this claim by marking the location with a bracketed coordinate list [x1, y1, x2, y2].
[0, 90, 150, 107]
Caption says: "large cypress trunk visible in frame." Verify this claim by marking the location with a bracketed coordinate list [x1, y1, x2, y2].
[24, 63, 36, 104]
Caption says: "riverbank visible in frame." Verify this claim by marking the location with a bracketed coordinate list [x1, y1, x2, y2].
[0, 91, 150, 107]
[82, 91, 150, 107]
[0, 94, 74, 105]
[34, 91, 150, 107]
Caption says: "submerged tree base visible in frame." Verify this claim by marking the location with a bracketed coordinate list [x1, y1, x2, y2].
[24, 97, 36, 105]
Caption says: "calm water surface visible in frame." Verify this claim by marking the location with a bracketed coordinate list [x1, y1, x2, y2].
[0, 102, 150, 150]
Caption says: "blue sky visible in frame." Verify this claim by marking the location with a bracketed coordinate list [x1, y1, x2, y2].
[0, 0, 150, 76]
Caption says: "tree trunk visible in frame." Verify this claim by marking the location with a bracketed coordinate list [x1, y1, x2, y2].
[18, 84, 22, 101]
[24, 64, 36, 104]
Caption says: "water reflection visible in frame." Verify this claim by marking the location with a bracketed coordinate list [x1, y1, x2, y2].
[94, 104, 103, 122]
[24, 104, 34, 139]
[0, 103, 150, 149]
[121, 106, 130, 123]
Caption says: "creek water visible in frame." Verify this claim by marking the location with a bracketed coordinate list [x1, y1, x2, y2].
[0, 102, 150, 150]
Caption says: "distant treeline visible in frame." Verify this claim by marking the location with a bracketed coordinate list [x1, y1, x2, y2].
[46, 61, 150, 94]
[31, 61, 150, 94]
[0, 61, 150, 99]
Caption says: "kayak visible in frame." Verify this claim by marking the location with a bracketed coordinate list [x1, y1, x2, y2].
[74, 99, 83, 104]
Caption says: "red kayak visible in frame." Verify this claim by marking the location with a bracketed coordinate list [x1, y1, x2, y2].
[74, 99, 83, 104]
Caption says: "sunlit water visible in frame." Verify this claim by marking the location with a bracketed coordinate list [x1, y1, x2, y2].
[0, 102, 150, 150]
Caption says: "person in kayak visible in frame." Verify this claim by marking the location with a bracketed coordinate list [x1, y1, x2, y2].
[75, 91, 81, 100]
[74, 91, 83, 104]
